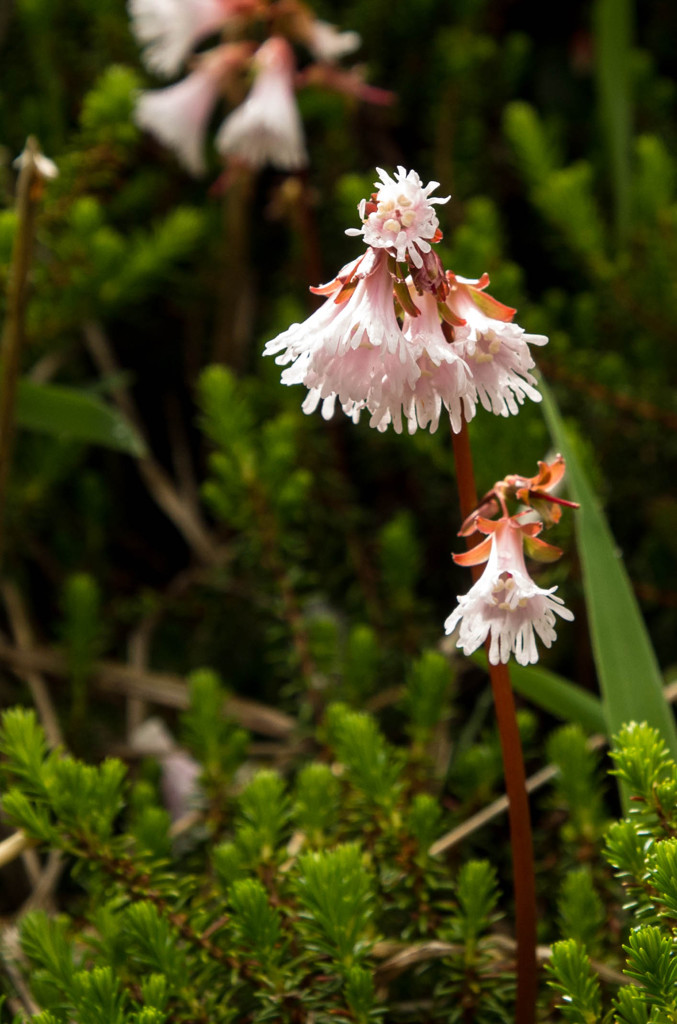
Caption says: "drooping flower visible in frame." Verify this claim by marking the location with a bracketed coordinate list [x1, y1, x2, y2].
[444, 516, 573, 666]
[398, 290, 475, 434]
[136, 44, 251, 175]
[215, 36, 307, 171]
[305, 19, 361, 62]
[264, 253, 479, 434]
[128, 0, 247, 78]
[346, 166, 450, 269]
[265, 249, 421, 429]
[446, 273, 548, 416]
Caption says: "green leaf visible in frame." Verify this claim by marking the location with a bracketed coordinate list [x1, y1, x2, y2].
[540, 380, 677, 765]
[594, 0, 633, 247]
[471, 653, 606, 734]
[16, 379, 146, 456]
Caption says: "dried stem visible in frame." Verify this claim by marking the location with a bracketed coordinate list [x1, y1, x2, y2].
[1, 581, 66, 910]
[1, 580, 62, 748]
[213, 170, 255, 368]
[0, 139, 41, 571]
[0, 634, 296, 738]
[451, 419, 537, 1024]
[0, 831, 30, 869]
[82, 320, 223, 566]
[372, 935, 628, 988]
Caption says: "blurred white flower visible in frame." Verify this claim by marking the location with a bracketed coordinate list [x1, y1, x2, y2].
[306, 19, 361, 62]
[129, 717, 202, 821]
[136, 44, 250, 175]
[128, 0, 233, 77]
[13, 140, 58, 180]
[215, 36, 307, 171]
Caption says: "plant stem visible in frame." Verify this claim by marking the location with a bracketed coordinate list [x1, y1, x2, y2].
[451, 419, 537, 1024]
[0, 139, 41, 571]
[213, 170, 255, 368]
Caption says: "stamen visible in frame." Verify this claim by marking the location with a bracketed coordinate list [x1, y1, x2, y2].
[383, 218, 401, 233]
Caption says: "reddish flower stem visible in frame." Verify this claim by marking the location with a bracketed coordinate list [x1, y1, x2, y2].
[451, 420, 537, 1024]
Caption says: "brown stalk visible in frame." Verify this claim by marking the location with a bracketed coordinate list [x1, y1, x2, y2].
[451, 419, 537, 1024]
[0, 139, 42, 571]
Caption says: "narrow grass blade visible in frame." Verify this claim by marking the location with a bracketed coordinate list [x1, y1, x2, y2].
[541, 380, 677, 759]
[594, 0, 633, 247]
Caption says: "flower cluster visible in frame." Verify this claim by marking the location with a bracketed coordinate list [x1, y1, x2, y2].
[445, 457, 578, 666]
[264, 166, 548, 434]
[129, 0, 391, 177]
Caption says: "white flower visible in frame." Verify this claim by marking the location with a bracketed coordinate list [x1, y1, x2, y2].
[398, 291, 475, 434]
[444, 516, 574, 666]
[346, 166, 449, 269]
[136, 50, 229, 174]
[215, 36, 307, 171]
[13, 145, 58, 180]
[448, 274, 548, 416]
[265, 250, 424, 431]
[128, 0, 230, 78]
[264, 254, 481, 436]
[306, 20, 361, 62]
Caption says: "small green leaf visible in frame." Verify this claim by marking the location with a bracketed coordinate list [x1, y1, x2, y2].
[16, 379, 146, 456]
[546, 938, 602, 1023]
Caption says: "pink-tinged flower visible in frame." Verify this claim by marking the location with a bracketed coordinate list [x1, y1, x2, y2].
[398, 291, 476, 434]
[444, 516, 573, 666]
[446, 273, 548, 416]
[136, 44, 250, 175]
[215, 36, 307, 171]
[264, 253, 477, 435]
[264, 249, 423, 431]
[306, 20, 361, 62]
[128, 0, 247, 78]
[346, 167, 449, 269]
